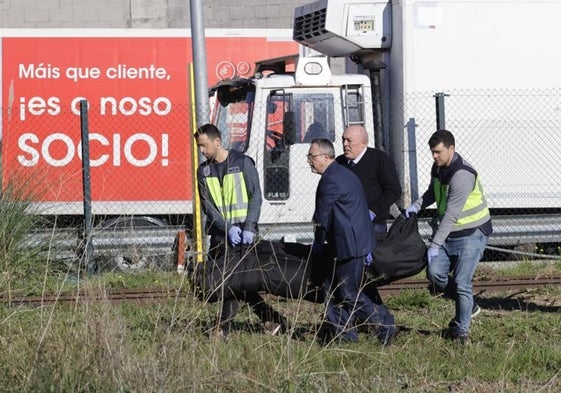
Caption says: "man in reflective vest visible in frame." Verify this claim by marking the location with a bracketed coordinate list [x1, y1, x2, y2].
[404, 130, 492, 344]
[196, 123, 283, 338]
[195, 123, 261, 255]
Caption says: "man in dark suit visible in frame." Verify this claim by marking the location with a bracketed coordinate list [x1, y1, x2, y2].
[308, 138, 397, 345]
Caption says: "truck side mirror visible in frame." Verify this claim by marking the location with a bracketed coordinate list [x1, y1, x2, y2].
[283, 111, 296, 145]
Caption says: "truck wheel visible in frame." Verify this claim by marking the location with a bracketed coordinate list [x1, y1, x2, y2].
[98, 216, 171, 272]
[111, 252, 149, 272]
[512, 243, 537, 261]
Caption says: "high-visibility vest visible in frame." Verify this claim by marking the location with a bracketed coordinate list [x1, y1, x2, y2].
[204, 151, 249, 225]
[433, 155, 490, 231]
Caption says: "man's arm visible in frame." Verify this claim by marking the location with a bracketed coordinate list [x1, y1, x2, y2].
[242, 156, 262, 233]
[430, 170, 475, 247]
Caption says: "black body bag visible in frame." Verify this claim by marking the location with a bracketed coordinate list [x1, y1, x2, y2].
[194, 240, 323, 303]
[368, 213, 427, 286]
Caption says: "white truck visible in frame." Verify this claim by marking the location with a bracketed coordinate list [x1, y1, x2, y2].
[2, 0, 560, 268]
[211, 0, 561, 254]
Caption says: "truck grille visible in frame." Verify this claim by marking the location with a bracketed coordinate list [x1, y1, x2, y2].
[293, 7, 331, 45]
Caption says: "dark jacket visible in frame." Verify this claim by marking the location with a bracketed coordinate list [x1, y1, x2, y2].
[336, 147, 402, 226]
[313, 161, 373, 260]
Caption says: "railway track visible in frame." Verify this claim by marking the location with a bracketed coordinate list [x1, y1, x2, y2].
[378, 276, 561, 295]
[3, 276, 561, 306]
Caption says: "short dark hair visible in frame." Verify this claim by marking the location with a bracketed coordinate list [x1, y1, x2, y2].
[311, 138, 335, 158]
[429, 129, 455, 148]
[195, 123, 221, 141]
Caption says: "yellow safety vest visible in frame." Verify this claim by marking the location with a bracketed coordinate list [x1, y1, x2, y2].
[433, 156, 490, 231]
[204, 156, 249, 225]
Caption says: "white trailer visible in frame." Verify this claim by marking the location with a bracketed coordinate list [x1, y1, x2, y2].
[388, 0, 561, 207]
[293, 0, 561, 248]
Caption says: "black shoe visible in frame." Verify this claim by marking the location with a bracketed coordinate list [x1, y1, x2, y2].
[442, 320, 469, 345]
[454, 335, 469, 345]
[316, 323, 335, 345]
[443, 331, 469, 345]
[471, 302, 481, 318]
[380, 326, 399, 347]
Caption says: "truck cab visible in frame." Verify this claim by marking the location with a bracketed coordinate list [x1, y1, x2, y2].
[209, 54, 375, 242]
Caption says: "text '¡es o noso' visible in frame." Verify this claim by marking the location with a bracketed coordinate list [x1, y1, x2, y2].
[18, 96, 172, 121]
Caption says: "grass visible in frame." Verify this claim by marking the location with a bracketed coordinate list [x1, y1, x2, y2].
[1, 271, 561, 392]
[2, 259, 561, 391]
[1, 174, 561, 392]
[487, 259, 561, 278]
[0, 175, 55, 301]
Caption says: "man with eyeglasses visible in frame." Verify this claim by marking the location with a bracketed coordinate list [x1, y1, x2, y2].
[308, 138, 397, 345]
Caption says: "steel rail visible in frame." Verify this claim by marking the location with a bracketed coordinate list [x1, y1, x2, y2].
[3, 276, 561, 306]
[377, 277, 561, 295]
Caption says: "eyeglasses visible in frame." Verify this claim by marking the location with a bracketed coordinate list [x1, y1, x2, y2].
[306, 153, 325, 160]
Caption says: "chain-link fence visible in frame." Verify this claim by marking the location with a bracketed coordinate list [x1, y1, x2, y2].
[2, 102, 195, 272]
[2, 87, 560, 271]
[388, 88, 561, 261]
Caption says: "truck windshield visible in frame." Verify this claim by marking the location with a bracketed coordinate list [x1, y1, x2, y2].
[266, 92, 335, 151]
[211, 90, 255, 153]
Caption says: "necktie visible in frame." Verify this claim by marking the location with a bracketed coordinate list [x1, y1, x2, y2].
[348, 160, 356, 168]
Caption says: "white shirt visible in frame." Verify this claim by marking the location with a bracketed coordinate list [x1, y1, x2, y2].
[348, 146, 368, 166]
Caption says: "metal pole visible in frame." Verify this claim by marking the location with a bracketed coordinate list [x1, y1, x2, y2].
[434, 92, 449, 130]
[189, 63, 205, 266]
[359, 59, 387, 151]
[190, 0, 210, 125]
[188, 0, 210, 268]
[79, 100, 95, 275]
[370, 68, 385, 151]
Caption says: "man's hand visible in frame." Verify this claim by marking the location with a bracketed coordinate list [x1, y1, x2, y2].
[404, 205, 418, 218]
[427, 246, 439, 264]
[242, 231, 255, 244]
[228, 226, 242, 246]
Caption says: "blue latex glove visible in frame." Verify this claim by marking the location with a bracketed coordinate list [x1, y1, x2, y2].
[228, 226, 242, 246]
[369, 210, 376, 222]
[242, 230, 255, 244]
[427, 246, 439, 264]
[365, 252, 373, 266]
[404, 205, 419, 218]
[312, 241, 324, 254]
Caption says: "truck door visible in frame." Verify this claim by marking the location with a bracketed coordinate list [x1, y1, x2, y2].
[260, 88, 338, 226]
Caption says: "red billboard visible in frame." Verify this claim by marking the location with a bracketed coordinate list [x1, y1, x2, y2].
[1, 31, 297, 213]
